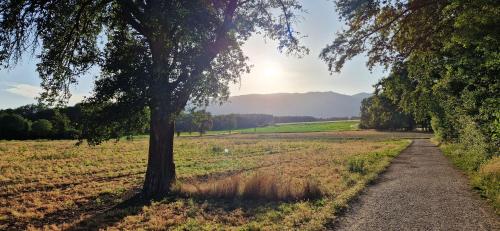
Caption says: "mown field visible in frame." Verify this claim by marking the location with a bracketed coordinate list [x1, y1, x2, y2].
[0, 130, 429, 230]
[182, 120, 359, 136]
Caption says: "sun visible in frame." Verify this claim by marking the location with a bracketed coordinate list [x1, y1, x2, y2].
[249, 61, 287, 93]
[261, 63, 282, 78]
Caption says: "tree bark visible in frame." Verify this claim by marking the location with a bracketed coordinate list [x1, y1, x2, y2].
[142, 105, 176, 199]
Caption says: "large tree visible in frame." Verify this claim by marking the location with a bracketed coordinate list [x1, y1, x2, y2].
[0, 0, 307, 198]
[321, 0, 499, 150]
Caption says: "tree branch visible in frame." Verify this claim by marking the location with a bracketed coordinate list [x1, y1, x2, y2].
[121, 0, 148, 36]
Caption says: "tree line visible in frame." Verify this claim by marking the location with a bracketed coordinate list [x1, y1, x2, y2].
[359, 95, 418, 131]
[0, 104, 81, 140]
[322, 0, 499, 167]
[0, 104, 358, 140]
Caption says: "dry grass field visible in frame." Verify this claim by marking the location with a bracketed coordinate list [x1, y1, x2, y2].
[0, 131, 428, 230]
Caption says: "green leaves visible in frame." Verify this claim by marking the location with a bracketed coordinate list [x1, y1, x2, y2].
[332, 0, 499, 155]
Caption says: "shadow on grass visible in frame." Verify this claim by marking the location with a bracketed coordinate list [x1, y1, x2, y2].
[8, 169, 325, 230]
[65, 190, 149, 231]
[5, 188, 145, 230]
[65, 191, 287, 230]
[12, 186, 322, 230]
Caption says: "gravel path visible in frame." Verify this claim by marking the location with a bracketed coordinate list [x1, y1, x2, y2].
[335, 139, 499, 230]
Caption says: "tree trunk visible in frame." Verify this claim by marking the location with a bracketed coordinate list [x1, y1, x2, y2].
[142, 106, 176, 199]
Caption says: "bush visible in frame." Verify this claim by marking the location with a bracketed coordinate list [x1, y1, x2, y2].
[458, 116, 489, 159]
[441, 144, 485, 172]
[441, 116, 490, 172]
[0, 113, 30, 139]
[31, 119, 54, 138]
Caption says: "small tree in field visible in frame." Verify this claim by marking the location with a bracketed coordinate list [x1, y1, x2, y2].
[0, 0, 307, 198]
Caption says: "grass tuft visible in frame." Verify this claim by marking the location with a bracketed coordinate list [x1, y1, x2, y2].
[301, 179, 323, 200]
[473, 156, 500, 213]
[180, 176, 241, 199]
[347, 157, 366, 174]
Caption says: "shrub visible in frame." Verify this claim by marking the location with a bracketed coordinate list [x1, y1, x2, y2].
[440, 116, 490, 172]
[0, 113, 30, 139]
[441, 144, 485, 172]
[31, 119, 53, 138]
[431, 114, 459, 143]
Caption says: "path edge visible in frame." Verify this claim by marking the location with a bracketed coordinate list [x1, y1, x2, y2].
[325, 138, 417, 229]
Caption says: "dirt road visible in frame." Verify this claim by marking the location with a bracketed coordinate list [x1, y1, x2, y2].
[335, 139, 499, 230]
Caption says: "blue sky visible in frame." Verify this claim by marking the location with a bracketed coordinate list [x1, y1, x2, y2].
[0, 0, 385, 109]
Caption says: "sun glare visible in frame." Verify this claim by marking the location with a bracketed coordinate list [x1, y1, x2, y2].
[263, 66, 278, 77]
[261, 62, 283, 78]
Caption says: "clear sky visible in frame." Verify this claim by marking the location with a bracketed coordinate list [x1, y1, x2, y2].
[0, 0, 385, 109]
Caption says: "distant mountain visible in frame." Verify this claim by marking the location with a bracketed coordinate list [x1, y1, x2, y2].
[206, 91, 372, 118]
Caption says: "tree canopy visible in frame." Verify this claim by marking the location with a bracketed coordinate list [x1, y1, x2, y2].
[326, 0, 499, 160]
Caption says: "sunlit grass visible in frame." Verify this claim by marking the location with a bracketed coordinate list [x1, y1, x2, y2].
[238, 120, 359, 133]
[0, 131, 419, 230]
[178, 120, 359, 136]
[440, 144, 500, 214]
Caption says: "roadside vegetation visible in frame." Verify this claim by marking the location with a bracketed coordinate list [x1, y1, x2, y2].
[0, 131, 414, 230]
[344, 0, 499, 211]
[437, 123, 500, 214]
[440, 144, 499, 214]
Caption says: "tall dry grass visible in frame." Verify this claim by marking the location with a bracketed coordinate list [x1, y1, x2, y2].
[178, 172, 323, 201]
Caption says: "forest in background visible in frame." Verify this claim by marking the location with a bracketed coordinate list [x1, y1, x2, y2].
[0, 104, 360, 140]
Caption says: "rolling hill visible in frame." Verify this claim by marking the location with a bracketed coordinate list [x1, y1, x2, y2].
[206, 91, 371, 118]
